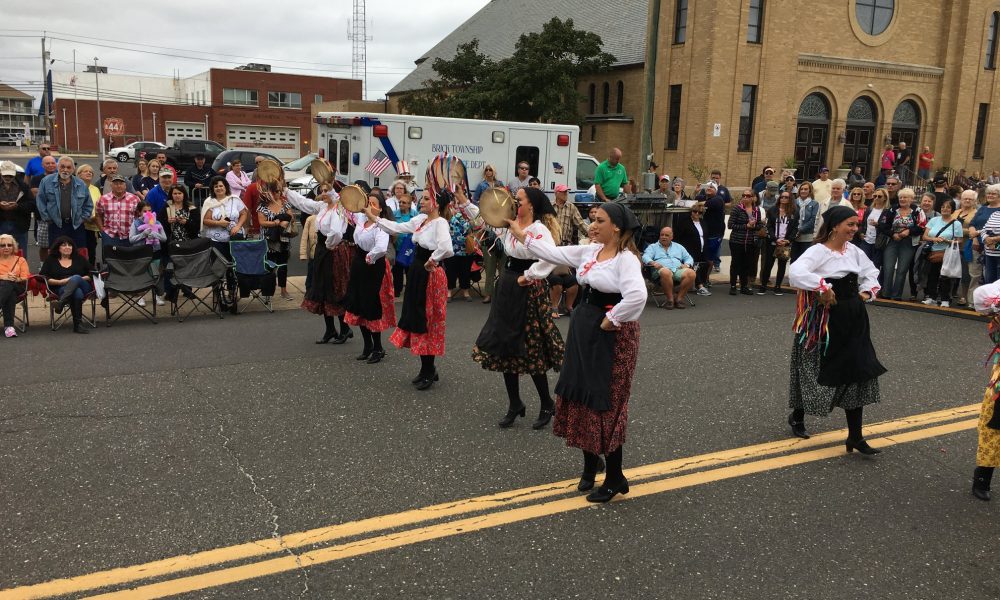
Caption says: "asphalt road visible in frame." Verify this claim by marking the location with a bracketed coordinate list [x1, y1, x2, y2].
[1, 290, 997, 599]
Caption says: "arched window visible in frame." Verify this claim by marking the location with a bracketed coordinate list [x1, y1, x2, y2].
[615, 81, 624, 113]
[588, 83, 596, 114]
[602, 82, 610, 114]
[987, 12, 999, 70]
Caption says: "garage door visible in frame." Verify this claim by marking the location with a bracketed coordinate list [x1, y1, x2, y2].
[226, 125, 300, 161]
[164, 122, 206, 145]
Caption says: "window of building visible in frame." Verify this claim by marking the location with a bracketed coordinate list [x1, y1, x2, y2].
[602, 82, 610, 114]
[590, 125, 597, 142]
[616, 81, 624, 113]
[588, 84, 596, 114]
[268, 91, 302, 109]
[748, 0, 764, 43]
[674, 0, 688, 43]
[987, 12, 1000, 70]
[975, 103, 989, 159]
[855, 0, 894, 36]
[738, 85, 757, 152]
[223, 88, 258, 107]
[666, 84, 682, 150]
[315, 94, 323, 104]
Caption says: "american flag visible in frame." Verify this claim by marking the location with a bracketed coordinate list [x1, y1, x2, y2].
[365, 150, 392, 176]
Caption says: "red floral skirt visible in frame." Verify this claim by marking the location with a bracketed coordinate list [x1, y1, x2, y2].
[552, 321, 640, 455]
[390, 266, 447, 356]
[301, 240, 351, 317]
[345, 260, 397, 332]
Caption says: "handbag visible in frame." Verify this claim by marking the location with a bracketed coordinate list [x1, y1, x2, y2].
[875, 233, 890, 249]
[941, 240, 963, 278]
[774, 244, 790, 261]
[926, 221, 958, 264]
[279, 216, 300, 242]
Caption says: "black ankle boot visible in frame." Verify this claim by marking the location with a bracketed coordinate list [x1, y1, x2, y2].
[578, 456, 606, 492]
[532, 404, 555, 430]
[331, 328, 353, 344]
[973, 466, 993, 501]
[586, 477, 630, 503]
[498, 401, 526, 428]
[845, 437, 881, 455]
[787, 412, 809, 439]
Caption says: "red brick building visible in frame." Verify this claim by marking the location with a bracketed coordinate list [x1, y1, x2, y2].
[52, 68, 362, 159]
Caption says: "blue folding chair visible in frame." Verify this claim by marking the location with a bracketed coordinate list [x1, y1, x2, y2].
[228, 239, 279, 313]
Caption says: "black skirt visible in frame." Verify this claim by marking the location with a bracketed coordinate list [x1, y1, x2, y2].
[818, 274, 887, 387]
[554, 286, 622, 411]
[344, 246, 386, 321]
[475, 258, 536, 357]
[398, 246, 433, 334]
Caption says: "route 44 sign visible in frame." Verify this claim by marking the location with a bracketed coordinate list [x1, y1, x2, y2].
[103, 118, 125, 136]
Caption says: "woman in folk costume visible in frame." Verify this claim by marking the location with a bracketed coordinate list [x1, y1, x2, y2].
[506, 202, 647, 503]
[365, 186, 470, 390]
[971, 281, 1000, 501]
[344, 190, 396, 364]
[470, 186, 565, 429]
[279, 174, 353, 344]
[787, 205, 887, 453]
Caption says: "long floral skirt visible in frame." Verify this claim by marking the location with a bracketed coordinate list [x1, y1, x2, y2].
[472, 281, 564, 375]
[552, 321, 639, 456]
[345, 260, 397, 332]
[390, 266, 447, 356]
[788, 337, 880, 417]
[977, 370, 1000, 467]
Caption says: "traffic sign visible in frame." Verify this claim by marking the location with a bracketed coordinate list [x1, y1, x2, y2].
[103, 118, 125, 136]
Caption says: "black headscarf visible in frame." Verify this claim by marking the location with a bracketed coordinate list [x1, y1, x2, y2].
[600, 202, 641, 234]
[821, 205, 857, 231]
[522, 187, 557, 218]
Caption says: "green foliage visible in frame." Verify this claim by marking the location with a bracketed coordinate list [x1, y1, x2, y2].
[399, 18, 615, 125]
[687, 163, 708, 183]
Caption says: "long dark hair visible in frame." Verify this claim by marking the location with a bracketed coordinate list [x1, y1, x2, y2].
[167, 184, 192, 209]
[522, 187, 560, 244]
[369, 189, 395, 223]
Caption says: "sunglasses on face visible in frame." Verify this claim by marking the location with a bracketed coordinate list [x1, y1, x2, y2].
[0, 243, 13, 247]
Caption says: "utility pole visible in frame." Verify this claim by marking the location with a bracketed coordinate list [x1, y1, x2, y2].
[94, 57, 104, 164]
[139, 80, 145, 140]
[40, 33, 49, 144]
[73, 50, 80, 151]
[61, 107, 67, 149]
[639, 0, 662, 181]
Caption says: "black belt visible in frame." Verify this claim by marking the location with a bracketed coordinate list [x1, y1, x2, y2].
[581, 285, 622, 308]
[827, 274, 859, 299]
[505, 257, 536, 271]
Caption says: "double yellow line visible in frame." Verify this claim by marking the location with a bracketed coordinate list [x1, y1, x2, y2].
[0, 404, 981, 600]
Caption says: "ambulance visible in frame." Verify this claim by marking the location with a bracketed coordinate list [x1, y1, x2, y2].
[311, 112, 599, 195]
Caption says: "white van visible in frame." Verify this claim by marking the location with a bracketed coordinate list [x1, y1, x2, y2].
[313, 112, 598, 195]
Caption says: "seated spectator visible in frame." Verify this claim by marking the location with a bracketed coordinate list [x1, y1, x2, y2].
[164, 185, 199, 243]
[0, 233, 28, 338]
[673, 201, 711, 295]
[130, 200, 167, 307]
[642, 226, 696, 309]
[39, 236, 93, 334]
[547, 266, 578, 318]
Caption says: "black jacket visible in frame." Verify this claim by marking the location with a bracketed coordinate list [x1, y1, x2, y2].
[764, 206, 799, 244]
[673, 216, 707, 262]
[162, 207, 201, 243]
[0, 177, 34, 231]
[876, 206, 924, 240]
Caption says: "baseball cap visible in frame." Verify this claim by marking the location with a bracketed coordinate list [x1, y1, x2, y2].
[704, 181, 718, 190]
[111, 173, 127, 183]
[554, 184, 570, 193]
[932, 174, 948, 185]
[766, 181, 779, 190]
[659, 175, 670, 181]
[159, 170, 173, 178]
[0, 161, 16, 176]
[764, 166, 774, 174]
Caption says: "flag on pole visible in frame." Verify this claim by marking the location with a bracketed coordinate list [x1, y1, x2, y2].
[365, 150, 392, 176]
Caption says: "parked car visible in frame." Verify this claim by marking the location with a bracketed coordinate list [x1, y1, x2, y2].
[0, 133, 25, 146]
[282, 153, 320, 193]
[109, 141, 168, 163]
[157, 139, 227, 175]
[211, 150, 283, 175]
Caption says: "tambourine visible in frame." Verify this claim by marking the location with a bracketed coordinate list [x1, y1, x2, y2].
[338, 184, 369, 213]
[478, 187, 516, 228]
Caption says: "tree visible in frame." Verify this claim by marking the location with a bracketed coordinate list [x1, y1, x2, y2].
[400, 18, 615, 125]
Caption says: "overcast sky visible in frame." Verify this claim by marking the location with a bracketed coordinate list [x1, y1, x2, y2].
[0, 0, 490, 104]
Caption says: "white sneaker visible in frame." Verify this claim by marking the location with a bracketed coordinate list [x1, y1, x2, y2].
[921, 298, 938, 306]
[696, 287, 712, 296]
[3, 326, 16, 338]
[155, 295, 166, 306]
[940, 301, 950, 308]
[137, 298, 146, 307]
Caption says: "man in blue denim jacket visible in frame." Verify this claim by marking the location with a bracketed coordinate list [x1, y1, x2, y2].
[36, 156, 92, 251]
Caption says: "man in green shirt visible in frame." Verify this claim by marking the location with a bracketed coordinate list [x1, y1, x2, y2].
[594, 148, 628, 201]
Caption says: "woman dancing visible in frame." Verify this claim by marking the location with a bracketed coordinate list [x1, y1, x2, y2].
[344, 190, 397, 364]
[471, 187, 565, 429]
[506, 202, 647, 503]
[971, 281, 1000, 501]
[366, 188, 465, 390]
[787, 205, 887, 453]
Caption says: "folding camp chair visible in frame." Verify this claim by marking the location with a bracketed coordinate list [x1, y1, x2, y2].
[30, 274, 98, 331]
[166, 238, 230, 322]
[229, 238, 278, 314]
[644, 264, 696, 308]
[103, 244, 159, 325]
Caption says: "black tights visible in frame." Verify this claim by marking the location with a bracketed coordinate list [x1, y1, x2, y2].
[358, 326, 383, 353]
[792, 407, 866, 439]
[323, 315, 350, 337]
[502, 372, 554, 410]
[420, 354, 435, 377]
[583, 446, 625, 485]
